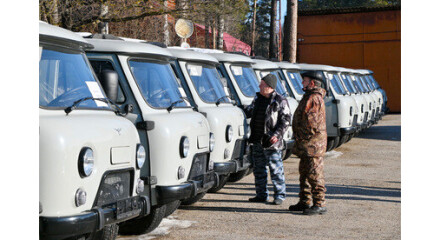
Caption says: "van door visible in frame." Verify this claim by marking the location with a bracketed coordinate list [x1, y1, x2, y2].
[324, 88, 340, 150]
[87, 53, 152, 199]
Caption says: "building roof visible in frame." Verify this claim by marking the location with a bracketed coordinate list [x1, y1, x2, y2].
[299, 5, 401, 16]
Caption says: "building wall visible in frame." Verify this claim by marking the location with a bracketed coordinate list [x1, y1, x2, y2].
[297, 9, 401, 112]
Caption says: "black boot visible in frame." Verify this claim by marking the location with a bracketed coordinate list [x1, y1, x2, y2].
[288, 202, 311, 211]
[249, 196, 268, 203]
[303, 205, 327, 215]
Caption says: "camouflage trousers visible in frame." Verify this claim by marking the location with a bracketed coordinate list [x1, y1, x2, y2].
[251, 143, 286, 200]
[299, 156, 326, 207]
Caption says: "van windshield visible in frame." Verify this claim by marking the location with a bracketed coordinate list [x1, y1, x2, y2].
[229, 65, 259, 97]
[260, 70, 289, 97]
[39, 47, 110, 109]
[326, 72, 347, 95]
[368, 75, 380, 89]
[358, 75, 372, 92]
[186, 63, 231, 104]
[339, 73, 357, 94]
[129, 59, 188, 108]
[351, 75, 367, 93]
[286, 70, 305, 96]
[362, 75, 376, 90]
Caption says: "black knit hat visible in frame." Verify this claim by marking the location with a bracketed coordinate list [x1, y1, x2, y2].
[262, 74, 277, 89]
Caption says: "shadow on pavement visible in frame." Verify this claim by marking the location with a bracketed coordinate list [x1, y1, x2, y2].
[355, 125, 401, 141]
[178, 205, 293, 214]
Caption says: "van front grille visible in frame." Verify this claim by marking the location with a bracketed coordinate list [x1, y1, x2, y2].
[94, 170, 133, 207]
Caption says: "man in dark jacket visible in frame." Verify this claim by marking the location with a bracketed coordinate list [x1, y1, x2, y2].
[244, 74, 291, 205]
[290, 70, 328, 215]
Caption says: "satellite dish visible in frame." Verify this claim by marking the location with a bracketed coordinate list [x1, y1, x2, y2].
[175, 19, 194, 39]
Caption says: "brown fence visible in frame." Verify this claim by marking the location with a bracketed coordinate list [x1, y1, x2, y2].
[297, 7, 401, 112]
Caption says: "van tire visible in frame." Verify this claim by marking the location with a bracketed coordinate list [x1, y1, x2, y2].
[91, 224, 118, 240]
[208, 174, 229, 193]
[336, 135, 349, 148]
[118, 205, 166, 235]
[164, 200, 181, 218]
[227, 169, 248, 182]
[180, 192, 206, 205]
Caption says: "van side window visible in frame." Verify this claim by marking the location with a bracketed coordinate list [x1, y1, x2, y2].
[89, 60, 126, 104]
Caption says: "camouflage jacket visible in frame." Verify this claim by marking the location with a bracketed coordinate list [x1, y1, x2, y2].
[244, 91, 292, 150]
[292, 87, 327, 157]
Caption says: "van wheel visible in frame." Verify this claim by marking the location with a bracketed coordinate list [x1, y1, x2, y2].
[91, 224, 118, 240]
[208, 174, 229, 193]
[326, 138, 335, 152]
[228, 169, 248, 182]
[336, 135, 349, 148]
[164, 200, 181, 218]
[180, 192, 206, 205]
[118, 205, 166, 235]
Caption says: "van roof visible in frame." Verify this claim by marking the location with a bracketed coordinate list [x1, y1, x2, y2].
[208, 52, 255, 64]
[357, 69, 373, 75]
[167, 48, 219, 64]
[252, 59, 280, 70]
[296, 63, 339, 72]
[276, 61, 301, 70]
[85, 39, 174, 58]
[39, 21, 92, 48]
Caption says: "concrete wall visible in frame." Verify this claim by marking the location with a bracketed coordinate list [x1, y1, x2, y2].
[297, 9, 401, 112]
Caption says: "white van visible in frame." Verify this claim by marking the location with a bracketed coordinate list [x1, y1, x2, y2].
[39, 22, 145, 240]
[85, 38, 216, 235]
[245, 59, 296, 159]
[365, 70, 388, 114]
[168, 48, 250, 189]
[358, 69, 385, 121]
[343, 68, 377, 128]
[276, 62, 306, 102]
[295, 63, 359, 150]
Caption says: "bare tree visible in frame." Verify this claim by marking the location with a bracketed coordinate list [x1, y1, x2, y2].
[269, 0, 278, 59]
[283, 0, 298, 63]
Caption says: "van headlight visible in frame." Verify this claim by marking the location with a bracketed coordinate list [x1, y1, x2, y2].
[180, 136, 190, 158]
[369, 102, 372, 110]
[178, 166, 185, 179]
[136, 144, 146, 169]
[361, 104, 364, 113]
[350, 106, 353, 116]
[75, 188, 87, 207]
[78, 147, 94, 177]
[209, 133, 215, 152]
[245, 125, 251, 139]
[136, 178, 144, 194]
[226, 125, 233, 142]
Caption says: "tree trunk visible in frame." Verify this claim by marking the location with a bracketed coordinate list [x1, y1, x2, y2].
[98, 3, 109, 34]
[282, 0, 298, 63]
[269, 0, 278, 59]
[216, 14, 224, 50]
[205, 16, 210, 48]
[251, 0, 257, 56]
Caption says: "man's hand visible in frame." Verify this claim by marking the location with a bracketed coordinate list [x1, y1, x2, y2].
[269, 136, 278, 144]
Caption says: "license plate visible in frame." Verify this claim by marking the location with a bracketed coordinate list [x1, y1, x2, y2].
[116, 196, 142, 220]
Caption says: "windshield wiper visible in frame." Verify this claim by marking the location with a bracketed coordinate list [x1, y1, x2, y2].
[65, 97, 124, 116]
[167, 99, 184, 112]
[215, 95, 234, 106]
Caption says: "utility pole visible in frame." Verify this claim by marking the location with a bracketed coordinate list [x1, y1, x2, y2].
[282, 0, 298, 63]
[251, 0, 257, 56]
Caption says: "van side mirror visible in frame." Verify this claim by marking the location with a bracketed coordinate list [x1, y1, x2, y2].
[99, 69, 119, 103]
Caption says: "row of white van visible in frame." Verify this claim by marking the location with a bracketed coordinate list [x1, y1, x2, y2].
[39, 21, 387, 240]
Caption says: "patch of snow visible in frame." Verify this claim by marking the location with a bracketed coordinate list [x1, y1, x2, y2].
[325, 150, 343, 159]
[117, 216, 196, 240]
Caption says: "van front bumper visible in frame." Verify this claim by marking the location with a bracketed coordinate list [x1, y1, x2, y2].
[214, 158, 251, 175]
[39, 195, 149, 240]
[155, 171, 217, 205]
[340, 126, 357, 135]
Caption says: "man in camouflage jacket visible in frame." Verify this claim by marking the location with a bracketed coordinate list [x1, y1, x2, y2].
[290, 70, 328, 215]
[244, 74, 291, 205]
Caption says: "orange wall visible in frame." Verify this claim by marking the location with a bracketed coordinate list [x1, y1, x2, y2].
[297, 10, 401, 112]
